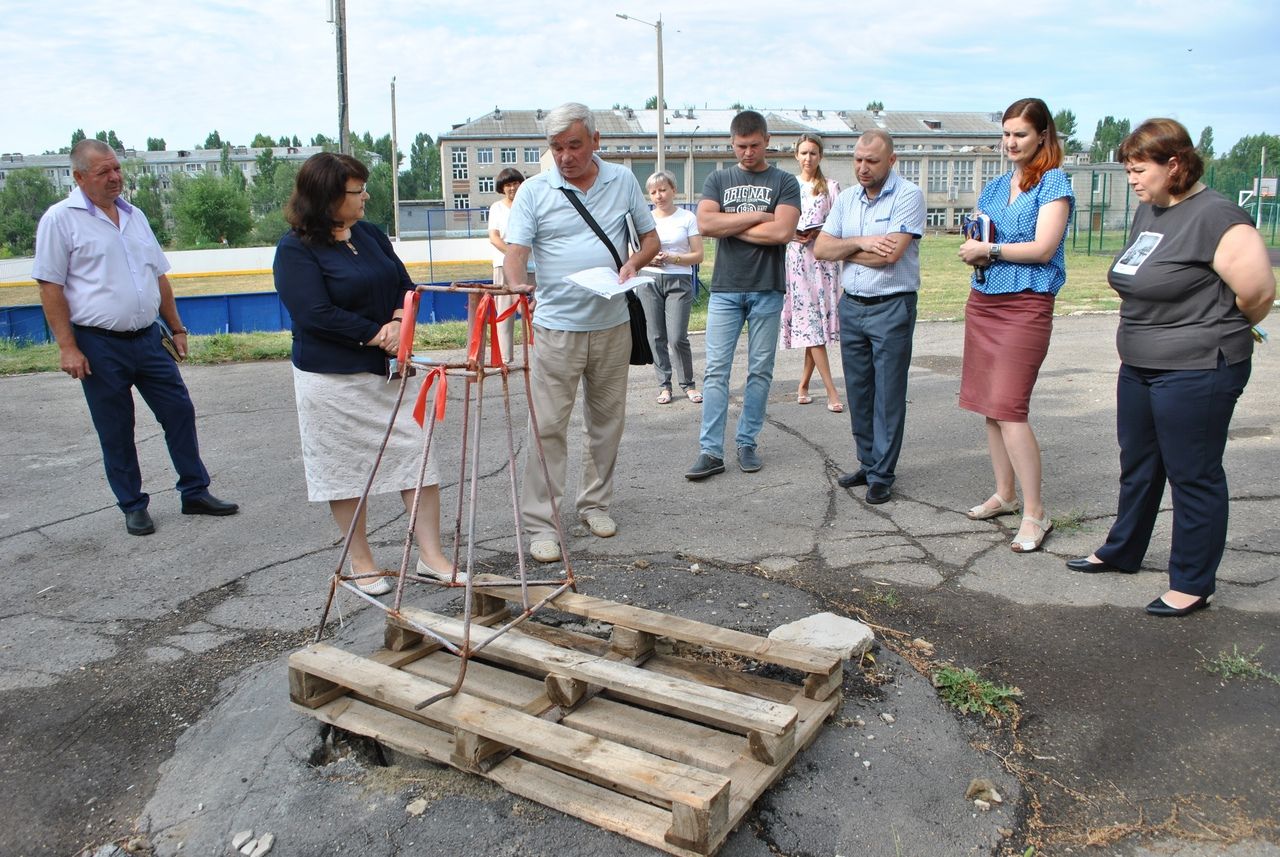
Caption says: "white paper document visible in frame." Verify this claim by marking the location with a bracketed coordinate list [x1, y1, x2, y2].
[564, 267, 653, 299]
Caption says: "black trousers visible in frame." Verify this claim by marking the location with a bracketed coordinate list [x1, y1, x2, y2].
[1096, 356, 1250, 596]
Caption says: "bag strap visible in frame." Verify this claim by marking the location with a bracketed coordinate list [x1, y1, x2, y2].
[559, 187, 623, 270]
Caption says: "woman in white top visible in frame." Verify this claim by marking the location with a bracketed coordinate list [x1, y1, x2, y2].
[487, 168, 535, 360]
[638, 170, 704, 404]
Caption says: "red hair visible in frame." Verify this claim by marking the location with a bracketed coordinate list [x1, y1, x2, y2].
[1004, 97, 1063, 192]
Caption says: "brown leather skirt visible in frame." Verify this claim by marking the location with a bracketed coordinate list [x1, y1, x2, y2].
[959, 289, 1055, 422]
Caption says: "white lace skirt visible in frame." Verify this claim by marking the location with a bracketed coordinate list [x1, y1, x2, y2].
[292, 366, 439, 502]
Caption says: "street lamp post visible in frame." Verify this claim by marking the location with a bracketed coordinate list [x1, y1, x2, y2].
[616, 12, 664, 173]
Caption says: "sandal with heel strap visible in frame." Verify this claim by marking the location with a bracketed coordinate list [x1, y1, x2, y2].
[967, 493, 1020, 521]
[1011, 514, 1053, 553]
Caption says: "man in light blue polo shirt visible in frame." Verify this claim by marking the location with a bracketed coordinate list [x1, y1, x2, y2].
[815, 130, 925, 505]
[504, 102, 658, 563]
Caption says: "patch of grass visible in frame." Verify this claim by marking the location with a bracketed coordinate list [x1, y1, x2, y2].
[932, 663, 1023, 720]
[1199, 645, 1280, 685]
[0, 338, 60, 374]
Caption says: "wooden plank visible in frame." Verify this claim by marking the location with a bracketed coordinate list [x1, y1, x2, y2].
[298, 696, 710, 857]
[394, 607, 797, 737]
[644, 654, 799, 705]
[545, 674, 587, 707]
[562, 696, 744, 773]
[289, 640, 435, 709]
[477, 578, 840, 676]
[611, 626, 656, 660]
[803, 663, 844, 701]
[290, 643, 731, 812]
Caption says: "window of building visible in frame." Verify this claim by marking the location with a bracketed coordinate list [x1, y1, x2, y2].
[927, 161, 948, 192]
[186, 163, 201, 172]
[477, 147, 494, 164]
[639, 144, 654, 153]
[618, 144, 632, 152]
[897, 159, 921, 184]
[952, 209, 968, 227]
[478, 176, 495, 194]
[453, 194, 469, 210]
[981, 158, 1002, 185]
[926, 207, 947, 227]
[500, 147, 517, 164]
[954, 160, 974, 192]
[524, 147, 540, 163]
[451, 148, 468, 180]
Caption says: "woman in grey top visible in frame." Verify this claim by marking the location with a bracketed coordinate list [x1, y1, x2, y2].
[1065, 118, 1275, 617]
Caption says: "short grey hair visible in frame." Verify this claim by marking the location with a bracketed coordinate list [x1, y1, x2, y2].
[646, 169, 677, 191]
[545, 102, 595, 141]
[71, 139, 115, 173]
[856, 129, 895, 153]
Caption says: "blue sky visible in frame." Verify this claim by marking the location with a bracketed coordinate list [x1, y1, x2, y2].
[4, 0, 1277, 158]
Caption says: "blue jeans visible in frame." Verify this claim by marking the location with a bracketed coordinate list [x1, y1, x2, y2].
[698, 290, 784, 458]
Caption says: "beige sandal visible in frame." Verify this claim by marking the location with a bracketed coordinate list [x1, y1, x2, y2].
[967, 493, 1020, 521]
[1010, 514, 1053, 553]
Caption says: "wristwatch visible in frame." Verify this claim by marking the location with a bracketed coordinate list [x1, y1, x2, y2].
[988, 244, 1002, 262]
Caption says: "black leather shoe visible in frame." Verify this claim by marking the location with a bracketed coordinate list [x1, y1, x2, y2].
[865, 483, 892, 505]
[1145, 595, 1211, 617]
[181, 492, 239, 516]
[737, 445, 762, 473]
[837, 469, 868, 488]
[1066, 557, 1135, 574]
[125, 509, 155, 536]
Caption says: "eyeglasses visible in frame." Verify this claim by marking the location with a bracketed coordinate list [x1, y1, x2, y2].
[345, 185, 367, 195]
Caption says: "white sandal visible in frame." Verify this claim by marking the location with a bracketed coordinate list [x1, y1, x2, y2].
[1010, 514, 1053, 553]
[967, 493, 1020, 521]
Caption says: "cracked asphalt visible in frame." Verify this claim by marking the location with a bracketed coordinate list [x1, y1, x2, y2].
[1, 313, 1277, 856]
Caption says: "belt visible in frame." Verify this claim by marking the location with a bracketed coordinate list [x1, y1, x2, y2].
[73, 323, 152, 339]
[844, 292, 908, 305]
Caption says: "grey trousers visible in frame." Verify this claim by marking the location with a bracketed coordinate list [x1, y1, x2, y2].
[636, 273, 695, 390]
[521, 322, 631, 541]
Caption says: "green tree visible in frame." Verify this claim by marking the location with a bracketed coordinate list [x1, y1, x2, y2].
[1089, 116, 1131, 162]
[644, 95, 667, 110]
[1053, 109, 1082, 154]
[171, 171, 252, 247]
[250, 133, 276, 148]
[131, 173, 171, 246]
[70, 129, 87, 148]
[95, 129, 124, 150]
[203, 130, 224, 150]
[1209, 132, 1280, 201]
[362, 162, 396, 232]
[310, 133, 335, 148]
[277, 135, 291, 147]
[146, 136, 166, 151]
[291, 134, 301, 147]
[0, 168, 60, 255]
[1197, 126, 1215, 160]
[866, 100, 884, 112]
[399, 132, 439, 200]
[220, 143, 247, 190]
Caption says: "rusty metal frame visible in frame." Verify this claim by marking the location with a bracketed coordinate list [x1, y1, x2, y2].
[314, 282, 577, 708]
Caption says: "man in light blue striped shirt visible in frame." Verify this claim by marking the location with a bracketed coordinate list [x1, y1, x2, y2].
[815, 130, 925, 505]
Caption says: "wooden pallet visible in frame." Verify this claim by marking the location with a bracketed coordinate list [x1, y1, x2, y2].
[289, 578, 844, 856]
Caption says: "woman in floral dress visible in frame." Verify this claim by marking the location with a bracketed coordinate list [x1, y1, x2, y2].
[782, 133, 843, 412]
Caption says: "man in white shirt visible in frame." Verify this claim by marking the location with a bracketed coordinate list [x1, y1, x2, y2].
[33, 139, 238, 536]
[503, 103, 658, 563]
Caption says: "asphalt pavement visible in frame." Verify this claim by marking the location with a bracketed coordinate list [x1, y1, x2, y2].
[1, 312, 1277, 857]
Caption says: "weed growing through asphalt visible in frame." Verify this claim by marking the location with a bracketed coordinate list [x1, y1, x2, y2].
[1199, 645, 1280, 685]
[866, 586, 902, 609]
[932, 664, 1023, 720]
[1051, 509, 1086, 533]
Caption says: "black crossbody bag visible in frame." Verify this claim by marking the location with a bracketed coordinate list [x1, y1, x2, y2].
[558, 187, 653, 366]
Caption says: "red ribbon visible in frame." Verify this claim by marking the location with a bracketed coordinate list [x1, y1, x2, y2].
[412, 365, 448, 427]
[466, 293, 532, 367]
[397, 291, 420, 366]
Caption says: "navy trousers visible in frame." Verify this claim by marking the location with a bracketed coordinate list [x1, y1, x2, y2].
[1095, 357, 1250, 596]
[74, 323, 210, 513]
[838, 292, 917, 488]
